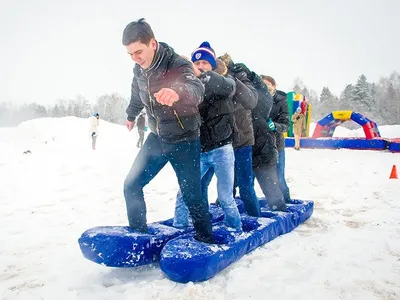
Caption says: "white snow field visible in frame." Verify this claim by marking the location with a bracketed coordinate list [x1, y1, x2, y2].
[0, 117, 399, 300]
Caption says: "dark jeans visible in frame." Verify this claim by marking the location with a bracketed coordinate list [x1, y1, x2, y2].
[123, 133, 213, 242]
[276, 149, 291, 203]
[137, 129, 145, 148]
[233, 146, 261, 217]
[253, 165, 287, 211]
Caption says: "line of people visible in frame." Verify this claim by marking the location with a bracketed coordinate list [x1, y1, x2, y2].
[122, 19, 291, 243]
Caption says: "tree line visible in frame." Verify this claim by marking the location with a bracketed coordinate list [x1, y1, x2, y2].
[294, 71, 400, 126]
[1, 71, 399, 127]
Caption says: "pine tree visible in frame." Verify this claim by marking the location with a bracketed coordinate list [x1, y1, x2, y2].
[320, 87, 333, 103]
[339, 84, 355, 109]
[353, 74, 372, 111]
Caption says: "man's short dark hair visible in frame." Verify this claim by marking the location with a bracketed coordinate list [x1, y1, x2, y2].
[122, 18, 155, 46]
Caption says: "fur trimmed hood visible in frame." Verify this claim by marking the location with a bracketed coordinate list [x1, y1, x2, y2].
[214, 58, 228, 76]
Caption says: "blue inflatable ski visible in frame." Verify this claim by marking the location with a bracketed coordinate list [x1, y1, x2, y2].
[159, 200, 314, 283]
[78, 200, 245, 267]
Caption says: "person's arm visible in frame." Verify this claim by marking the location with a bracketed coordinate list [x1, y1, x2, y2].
[232, 71, 258, 110]
[169, 59, 205, 106]
[273, 94, 289, 133]
[126, 75, 144, 122]
[251, 73, 273, 119]
[200, 71, 236, 99]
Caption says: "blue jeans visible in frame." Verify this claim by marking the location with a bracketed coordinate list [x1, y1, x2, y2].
[203, 146, 261, 217]
[277, 149, 291, 203]
[173, 144, 242, 230]
[124, 133, 213, 242]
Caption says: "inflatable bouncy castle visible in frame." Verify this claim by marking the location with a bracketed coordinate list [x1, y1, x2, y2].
[312, 111, 381, 139]
[285, 92, 312, 137]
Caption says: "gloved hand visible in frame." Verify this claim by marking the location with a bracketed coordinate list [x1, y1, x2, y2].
[267, 118, 276, 131]
[233, 63, 254, 80]
[233, 63, 250, 74]
[91, 132, 96, 137]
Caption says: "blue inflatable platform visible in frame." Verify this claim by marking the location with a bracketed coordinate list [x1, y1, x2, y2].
[78, 200, 245, 267]
[160, 200, 314, 283]
[285, 137, 388, 150]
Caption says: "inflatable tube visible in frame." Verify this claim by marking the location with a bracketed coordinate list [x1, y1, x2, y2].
[388, 140, 400, 152]
[285, 137, 388, 150]
[78, 200, 244, 267]
[160, 200, 314, 283]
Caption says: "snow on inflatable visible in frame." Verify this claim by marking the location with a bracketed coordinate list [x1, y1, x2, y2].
[78, 199, 313, 282]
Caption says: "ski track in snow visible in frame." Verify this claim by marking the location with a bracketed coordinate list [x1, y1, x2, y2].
[0, 118, 400, 300]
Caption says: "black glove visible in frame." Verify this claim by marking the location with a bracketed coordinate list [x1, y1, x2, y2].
[233, 63, 254, 81]
[91, 132, 96, 137]
[198, 71, 211, 84]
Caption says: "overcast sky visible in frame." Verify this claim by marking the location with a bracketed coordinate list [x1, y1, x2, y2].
[1, 0, 399, 106]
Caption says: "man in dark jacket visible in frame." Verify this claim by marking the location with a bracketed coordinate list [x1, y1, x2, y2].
[218, 53, 261, 217]
[233, 64, 287, 212]
[173, 42, 242, 232]
[136, 112, 146, 148]
[261, 75, 291, 203]
[122, 19, 213, 243]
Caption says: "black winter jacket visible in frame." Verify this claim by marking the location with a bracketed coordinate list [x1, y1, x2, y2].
[229, 71, 258, 149]
[250, 73, 277, 168]
[270, 90, 289, 151]
[126, 42, 204, 143]
[199, 71, 236, 152]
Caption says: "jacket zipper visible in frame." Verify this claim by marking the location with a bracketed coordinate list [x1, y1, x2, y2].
[147, 73, 159, 134]
[174, 110, 185, 130]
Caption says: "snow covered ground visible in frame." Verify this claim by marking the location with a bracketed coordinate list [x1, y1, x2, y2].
[0, 117, 400, 300]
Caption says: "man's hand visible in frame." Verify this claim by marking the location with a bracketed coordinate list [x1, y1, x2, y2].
[154, 88, 179, 106]
[267, 118, 276, 131]
[126, 120, 135, 131]
[233, 63, 251, 76]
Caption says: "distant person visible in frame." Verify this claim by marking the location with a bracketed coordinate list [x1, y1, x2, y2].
[136, 112, 146, 148]
[261, 75, 291, 203]
[89, 113, 100, 150]
[292, 107, 305, 150]
[122, 18, 213, 243]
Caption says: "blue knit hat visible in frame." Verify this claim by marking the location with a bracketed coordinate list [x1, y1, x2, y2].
[191, 41, 216, 70]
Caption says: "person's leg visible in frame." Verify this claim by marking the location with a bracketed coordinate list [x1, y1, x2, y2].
[235, 146, 261, 217]
[173, 153, 212, 228]
[139, 130, 145, 147]
[276, 149, 291, 203]
[123, 133, 168, 232]
[294, 134, 300, 150]
[166, 139, 213, 243]
[173, 188, 189, 228]
[254, 165, 287, 211]
[200, 166, 214, 203]
[92, 135, 97, 150]
[211, 144, 242, 230]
